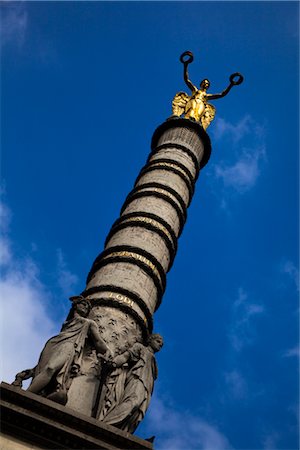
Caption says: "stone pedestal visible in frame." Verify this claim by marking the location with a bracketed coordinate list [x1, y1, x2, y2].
[0, 383, 152, 450]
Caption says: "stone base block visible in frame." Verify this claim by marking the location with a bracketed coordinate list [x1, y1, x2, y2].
[0, 383, 152, 450]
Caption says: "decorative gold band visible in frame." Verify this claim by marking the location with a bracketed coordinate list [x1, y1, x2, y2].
[149, 161, 192, 186]
[138, 186, 185, 213]
[121, 216, 175, 249]
[102, 251, 163, 287]
[107, 291, 135, 307]
[93, 292, 148, 326]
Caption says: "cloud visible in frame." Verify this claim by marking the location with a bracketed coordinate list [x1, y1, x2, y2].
[263, 432, 279, 450]
[144, 394, 233, 450]
[224, 370, 248, 400]
[228, 288, 264, 352]
[282, 346, 299, 358]
[212, 115, 252, 144]
[281, 260, 299, 291]
[0, 200, 78, 385]
[214, 146, 265, 193]
[210, 115, 266, 197]
[0, 201, 56, 383]
[0, 258, 56, 383]
[0, 235, 11, 267]
[0, 200, 12, 266]
[56, 248, 79, 297]
[0, 2, 28, 48]
[0, 199, 11, 232]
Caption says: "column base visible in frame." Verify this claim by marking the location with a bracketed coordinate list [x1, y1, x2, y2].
[0, 382, 153, 450]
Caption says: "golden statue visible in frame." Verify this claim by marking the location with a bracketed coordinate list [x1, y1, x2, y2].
[172, 51, 244, 130]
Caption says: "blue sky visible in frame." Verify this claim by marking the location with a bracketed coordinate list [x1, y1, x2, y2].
[1, 2, 299, 449]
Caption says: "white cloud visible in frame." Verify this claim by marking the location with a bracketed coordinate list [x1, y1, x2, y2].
[0, 2, 28, 48]
[214, 147, 265, 193]
[56, 248, 79, 297]
[144, 394, 233, 450]
[229, 288, 264, 352]
[281, 260, 299, 291]
[210, 115, 266, 196]
[0, 259, 56, 383]
[0, 197, 13, 266]
[224, 370, 248, 400]
[212, 115, 252, 144]
[0, 200, 78, 385]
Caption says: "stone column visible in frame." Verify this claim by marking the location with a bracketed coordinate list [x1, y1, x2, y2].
[66, 118, 211, 417]
[86, 117, 211, 346]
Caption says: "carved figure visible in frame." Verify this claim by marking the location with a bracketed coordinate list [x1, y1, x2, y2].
[97, 363, 128, 421]
[25, 296, 112, 404]
[172, 51, 244, 129]
[101, 334, 163, 433]
[12, 368, 35, 388]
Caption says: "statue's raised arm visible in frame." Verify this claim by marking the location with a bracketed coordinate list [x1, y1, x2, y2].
[180, 51, 197, 93]
[207, 73, 244, 100]
[171, 51, 244, 130]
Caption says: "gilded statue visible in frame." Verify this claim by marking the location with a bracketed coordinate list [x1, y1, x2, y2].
[172, 51, 244, 129]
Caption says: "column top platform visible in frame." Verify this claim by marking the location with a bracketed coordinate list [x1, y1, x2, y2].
[151, 117, 212, 169]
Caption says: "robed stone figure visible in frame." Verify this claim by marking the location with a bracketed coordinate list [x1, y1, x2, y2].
[14, 296, 112, 405]
[100, 334, 163, 433]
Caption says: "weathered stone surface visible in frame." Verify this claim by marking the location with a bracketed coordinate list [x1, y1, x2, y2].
[0, 382, 153, 450]
[149, 149, 197, 179]
[106, 227, 171, 272]
[25, 297, 110, 409]
[100, 335, 163, 432]
[136, 171, 191, 207]
[87, 263, 159, 316]
[1, 434, 42, 450]
[122, 197, 182, 236]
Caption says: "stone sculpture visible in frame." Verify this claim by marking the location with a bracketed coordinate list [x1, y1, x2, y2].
[12, 368, 35, 388]
[13, 296, 112, 405]
[99, 334, 163, 433]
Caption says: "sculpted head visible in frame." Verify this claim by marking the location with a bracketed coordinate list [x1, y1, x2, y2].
[70, 295, 92, 317]
[200, 79, 210, 90]
[148, 333, 164, 352]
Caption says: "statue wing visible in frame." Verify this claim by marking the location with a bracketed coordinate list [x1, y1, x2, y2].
[172, 92, 189, 116]
[201, 102, 216, 129]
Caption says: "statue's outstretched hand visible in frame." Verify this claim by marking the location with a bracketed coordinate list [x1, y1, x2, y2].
[105, 348, 114, 360]
[97, 348, 113, 365]
[113, 354, 129, 368]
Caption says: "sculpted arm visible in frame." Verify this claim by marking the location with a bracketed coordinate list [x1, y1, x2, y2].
[114, 351, 131, 368]
[89, 321, 111, 355]
[207, 73, 244, 100]
[184, 66, 197, 93]
[113, 343, 142, 367]
[180, 51, 197, 92]
[207, 84, 233, 100]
